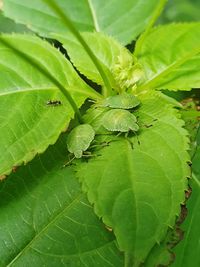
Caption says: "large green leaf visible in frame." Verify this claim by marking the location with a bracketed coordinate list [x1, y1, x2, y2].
[180, 96, 200, 157]
[136, 23, 200, 91]
[144, 97, 200, 266]
[0, 34, 97, 178]
[172, 178, 200, 267]
[54, 32, 134, 90]
[0, 134, 123, 267]
[0, 11, 29, 33]
[2, 0, 159, 45]
[172, 126, 200, 267]
[159, 0, 200, 23]
[77, 92, 190, 265]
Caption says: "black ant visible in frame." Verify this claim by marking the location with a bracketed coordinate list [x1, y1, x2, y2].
[46, 100, 62, 106]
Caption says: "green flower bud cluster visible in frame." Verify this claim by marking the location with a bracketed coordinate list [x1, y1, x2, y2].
[112, 53, 144, 92]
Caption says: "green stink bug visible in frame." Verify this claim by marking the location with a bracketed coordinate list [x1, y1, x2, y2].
[67, 124, 95, 158]
[102, 109, 139, 133]
[99, 92, 140, 109]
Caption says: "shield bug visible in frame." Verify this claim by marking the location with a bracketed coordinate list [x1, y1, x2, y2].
[102, 109, 139, 133]
[99, 92, 140, 109]
[66, 124, 95, 158]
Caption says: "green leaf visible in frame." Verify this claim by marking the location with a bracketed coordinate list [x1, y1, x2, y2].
[143, 102, 200, 267]
[77, 91, 190, 265]
[145, 111, 200, 267]
[180, 97, 200, 157]
[0, 11, 30, 33]
[2, 0, 159, 45]
[159, 0, 200, 23]
[172, 127, 200, 267]
[137, 23, 200, 91]
[143, 236, 174, 267]
[172, 176, 200, 267]
[53, 32, 133, 90]
[0, 134, 123, 267]
[0, 34, 96, 177]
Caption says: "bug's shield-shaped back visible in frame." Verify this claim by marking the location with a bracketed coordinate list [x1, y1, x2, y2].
[102, 109, 139, 132]
[67, 124, 95, 158]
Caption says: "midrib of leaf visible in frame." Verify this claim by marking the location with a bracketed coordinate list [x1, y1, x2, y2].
[6, 193, 83, 266]
[138, 46, 200, 90]
[126, 141, 137, 250]
[87, 0, 100, 32]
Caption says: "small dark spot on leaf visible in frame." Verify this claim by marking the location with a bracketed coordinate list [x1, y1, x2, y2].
[186, 160, 192, 167]
[12, 166, 18, 173]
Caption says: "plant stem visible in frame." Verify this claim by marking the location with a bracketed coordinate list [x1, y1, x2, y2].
[0, 36, 84, 124]
[43, 0, 113, 97]
[134, 0, 168, 57]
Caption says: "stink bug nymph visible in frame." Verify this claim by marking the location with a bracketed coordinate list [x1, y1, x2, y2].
[66, 124, 95, 158]
[102, 109, 139, 134]
[98, 92, 140, 110]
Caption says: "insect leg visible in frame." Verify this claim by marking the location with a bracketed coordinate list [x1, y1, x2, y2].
[62, 155, 75, 168]
[89, 142, 110, 149]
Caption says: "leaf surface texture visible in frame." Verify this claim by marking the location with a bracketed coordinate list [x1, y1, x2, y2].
[3, 0, 159, 45]
[0, 136, 123, 267]
[77, 92, 190, 264]
[0, 34, 93, 176]
[137, 23, 200, 91]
